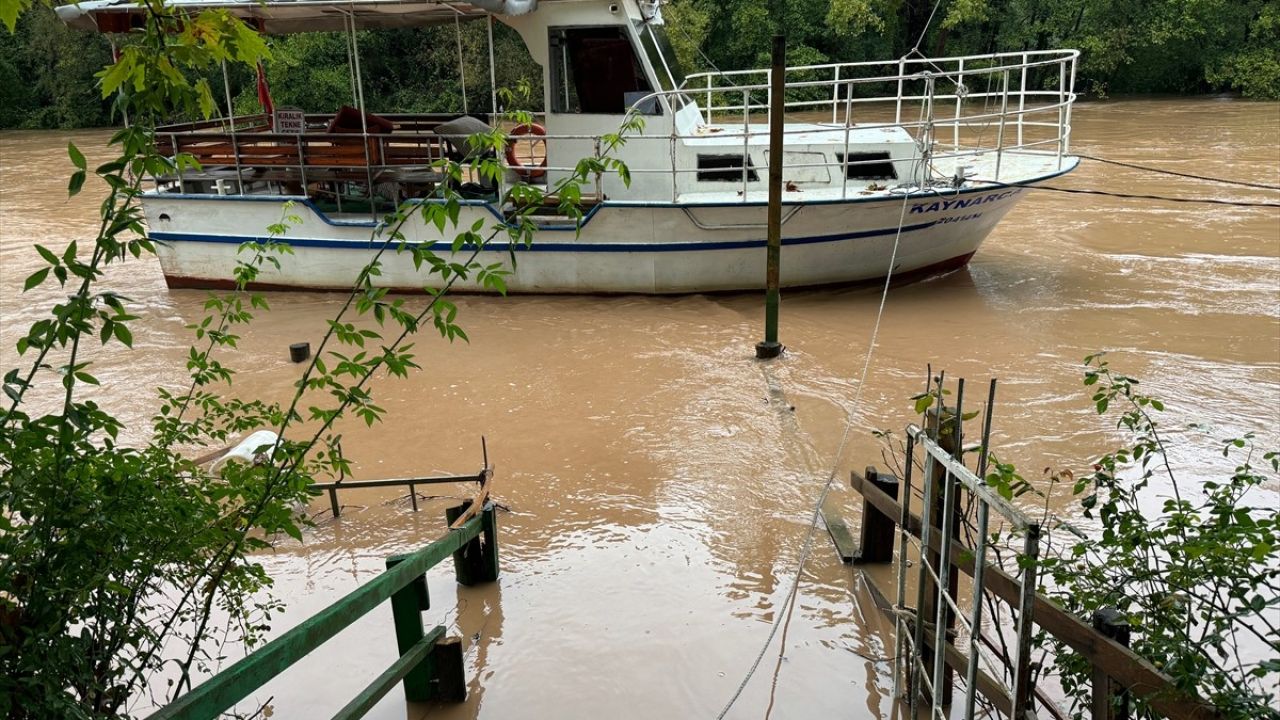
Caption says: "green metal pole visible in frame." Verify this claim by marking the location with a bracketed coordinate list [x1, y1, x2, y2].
[385, 555, 433, 702]
[756, 34, 786, 360]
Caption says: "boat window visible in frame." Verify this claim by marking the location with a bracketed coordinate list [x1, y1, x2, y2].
[549, 27, 654, 114]
[637, 24, 686, 93]
[697, 155, 759, 182]
[837, 152, 898, 180]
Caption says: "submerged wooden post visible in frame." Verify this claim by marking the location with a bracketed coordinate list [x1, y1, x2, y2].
[478, 502, 500, 582]
[756, 34, 786, 360]
[1091, 608, 1132, 720]
[444, 500, 499, 586]
[385, 555, 432, 701]
[444, 501, 481, 586]
[854, 466, 900, 564]
[921, 406, 961, 706]
[426, 638, 467, 702]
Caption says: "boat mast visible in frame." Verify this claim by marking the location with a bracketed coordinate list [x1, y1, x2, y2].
[343, 13, 358, 106]
[454, 11, 468, 114]
[487, 15, 498, 114]
[343, 7, 377, 216]
[219, 60, 244, 190]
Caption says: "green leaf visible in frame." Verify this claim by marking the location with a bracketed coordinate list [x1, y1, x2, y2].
[35, 244, 59, 265]
[68, 142, 86, 171]
[913, 394, 933, 414]
[98, 53, 134, 98]
[113, 323, 134, 348]
[23, 267, 48, 291]
[68, 171, 86, 197]
[0, 0, 27, 33]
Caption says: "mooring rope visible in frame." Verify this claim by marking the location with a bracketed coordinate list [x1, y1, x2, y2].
[715, 184, 915, 720]
[971, 177, 1280, 208]
[1077, 153, 1280, 191]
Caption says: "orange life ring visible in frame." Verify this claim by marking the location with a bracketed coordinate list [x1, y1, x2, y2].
[505, 122, 548, 180]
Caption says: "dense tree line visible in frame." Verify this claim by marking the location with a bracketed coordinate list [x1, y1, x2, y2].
[664, 0, 1279, 98]
[1, 0, 1275, 129]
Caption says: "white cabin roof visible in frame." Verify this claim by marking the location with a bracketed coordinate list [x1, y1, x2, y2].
[57, 0, 557, 34]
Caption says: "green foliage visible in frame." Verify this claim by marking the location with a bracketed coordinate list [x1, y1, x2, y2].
[4, 0, 1278, 131]
[886, 362, 1278, 718]
[0, 3, 634, 718]
[1205, 2, 1280, 99]
[1036, 355, 1280, 718]
[0, 5, 310, 710]
[827, 0, 887, 37]
[0, 3, 111, 128]
[659, 0, 1280, 99]
[231, 21, 543, 118]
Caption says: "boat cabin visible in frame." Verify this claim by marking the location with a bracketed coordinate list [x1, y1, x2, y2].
[60, 0, 937, 215]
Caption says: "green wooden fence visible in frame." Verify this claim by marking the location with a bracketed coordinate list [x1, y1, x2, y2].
[146, 499, 499, 720]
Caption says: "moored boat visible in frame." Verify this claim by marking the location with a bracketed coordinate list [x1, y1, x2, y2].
[58, 0, 1080, 294]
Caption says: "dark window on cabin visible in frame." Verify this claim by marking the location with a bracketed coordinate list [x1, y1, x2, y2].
[837, 152, 898, 180]
[550, 27, 654, 114]
[697, 155, 760, 182]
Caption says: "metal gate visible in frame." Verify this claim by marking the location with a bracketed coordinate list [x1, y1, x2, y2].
[891, 380, 1041, 720]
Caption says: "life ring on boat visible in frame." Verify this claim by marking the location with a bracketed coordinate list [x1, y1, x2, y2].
[505, 123, 548, 180]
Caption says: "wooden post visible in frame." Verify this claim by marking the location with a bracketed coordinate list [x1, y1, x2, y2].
[755, 34, 786, 360]
[854, 466, 900, 564]
[477, 502, 500, 583]
[1091, 608, 1132, 720]
[921, 406, 961, 706]
[445, 500, 486, 586]
[426, 637, 467, 702]
[385, 555, 432, 701]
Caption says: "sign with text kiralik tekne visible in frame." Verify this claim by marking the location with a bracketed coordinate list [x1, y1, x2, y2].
[274, 108, 305, 133]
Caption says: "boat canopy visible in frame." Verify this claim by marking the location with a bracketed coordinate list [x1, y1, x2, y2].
[57, 0, 543, 34]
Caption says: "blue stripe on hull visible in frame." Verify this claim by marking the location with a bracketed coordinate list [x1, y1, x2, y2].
[146, 156, 1078, 232]
[149, 220, 940, 254]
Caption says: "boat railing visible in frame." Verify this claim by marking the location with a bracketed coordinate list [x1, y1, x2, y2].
[521, 50, 1077, 202]
[154, 112, 496, 199]
[665, 49, 1078, 193]
[683, 49, 1076, 126]
[151, 51, 1075, 208]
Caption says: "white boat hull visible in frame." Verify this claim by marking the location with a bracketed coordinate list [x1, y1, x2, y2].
[145, 182, 1044, 294]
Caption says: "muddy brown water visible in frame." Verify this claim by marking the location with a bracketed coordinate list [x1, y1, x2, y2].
[2, 98, 1278, 719]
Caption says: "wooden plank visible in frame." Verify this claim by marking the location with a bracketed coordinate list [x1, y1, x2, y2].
[849, 471, 1225, 720]
[447, 467, 493, 530]
[821, 497, 858, 563]
[145, 515, 486, 720]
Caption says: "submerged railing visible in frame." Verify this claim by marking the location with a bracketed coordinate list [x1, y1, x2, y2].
[152, 51, 1077, 208]
[145, 497, 498, 720]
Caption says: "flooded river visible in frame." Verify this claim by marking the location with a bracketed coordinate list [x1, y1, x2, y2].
[2, 98, 1278, 719]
